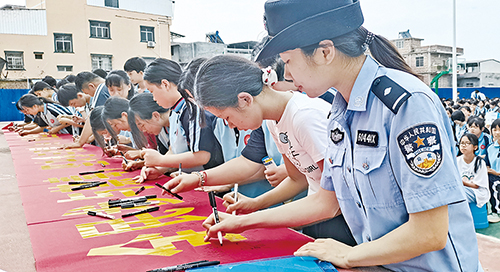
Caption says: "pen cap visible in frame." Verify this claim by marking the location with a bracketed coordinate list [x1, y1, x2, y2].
[208, 191, 217, 208]
[262, 156, 277, 169]
[87, 211, 97, 216]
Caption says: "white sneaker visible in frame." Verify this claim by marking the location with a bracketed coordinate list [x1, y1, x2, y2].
[487, 213, 500, 223]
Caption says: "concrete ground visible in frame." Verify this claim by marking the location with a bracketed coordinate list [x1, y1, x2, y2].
[0, 127, 36, 272]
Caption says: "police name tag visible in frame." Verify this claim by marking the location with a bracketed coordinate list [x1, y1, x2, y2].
[356, 130, 378, 147]
[397, 123, 443, 177]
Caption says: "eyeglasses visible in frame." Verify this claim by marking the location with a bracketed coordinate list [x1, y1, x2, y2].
[459, 142, 472, 146]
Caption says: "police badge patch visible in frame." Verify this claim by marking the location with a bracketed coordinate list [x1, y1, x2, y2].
[330, 128, 344, 144]
[397, 123, 442, 177]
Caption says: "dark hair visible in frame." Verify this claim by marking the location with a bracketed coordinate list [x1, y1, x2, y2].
[467, 116, 485, 129]
[459, 133, 483, 173]
[451, 110, 465, 122]
[92, 69, 108, 79]
[18, 94, 55, 108]
[301, 26, 420, 79]
[128, 93, 168, 148]
[105, 70, 135, 100]
[75, 72, 100, 91]
[178, 58, 207, 121]
[57, 83, 81, 107]
[42, 75, 57, 87]
[195, 55, 263, 109]
[452, 104, 460, 110]
[89, 106, 107, 150]
[143, 58, 182, 85]
[56, 79, 69, 90]
[124, 57, 147, 73]
[64, 74, 76, 83]
[491, 119, 500, 130]
[102, 96, 130, 142]
[459, 106, 471, 113]
[445, 107, 453, 116]
[32, 81, 53, 94]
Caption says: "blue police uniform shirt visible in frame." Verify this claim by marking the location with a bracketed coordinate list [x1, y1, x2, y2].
[321, 56, 482, 272]
[476, 132, 492, 156]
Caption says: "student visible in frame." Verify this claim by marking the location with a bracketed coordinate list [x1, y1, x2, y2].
[139, 58, 224, 177]
[63, 72, 111, 149]
[127, 93, 171, 172]
[474, 100, 487, 118]
[57, 83, 92, 119]
[484, 118, 500, 223]
[102, 96, 136, 150]
[460, 105, 472, 121]
[467, 116, 492, 157]
[105, 70, 136, 100]
[202, 1, 482, 271]
[164, 55, 356, 244]
[457, 133, 490, 208]
[451, 110, 468, 144]
[92, 69, 108, 79]
[17, 94, 78, 135]
[124, 57, 148, 94]
[485, 101, 500, 129]
[32, 81, 58, 102]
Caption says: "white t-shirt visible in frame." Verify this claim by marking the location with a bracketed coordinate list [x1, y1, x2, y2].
[266, 92, 330, 195]
[456, 155, 490, 208]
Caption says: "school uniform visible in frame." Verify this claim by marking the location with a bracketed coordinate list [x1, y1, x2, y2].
[484, 142, 500, 215]
[212, 118, 252, 162]
[38, 103, 79, 135]
[476, 132, 492, 157]
[169, 98, 224, 172]
[321, 56, 482, 271]
[456, 155, 490, 208]
[156, 126, 170, 155]
[89, 83, 110, 110]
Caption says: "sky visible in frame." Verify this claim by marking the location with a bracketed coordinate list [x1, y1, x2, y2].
[2, 0, 499, 61]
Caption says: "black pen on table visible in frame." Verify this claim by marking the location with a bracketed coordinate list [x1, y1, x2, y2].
[208, 191, 223, 246]
[146, 260, 220, 272]
[79, 170, 105, 175]
[121, 206, 159, 218]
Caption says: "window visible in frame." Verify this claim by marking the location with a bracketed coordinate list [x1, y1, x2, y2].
[34, 52, 43, 59]
[416, 56, 424, 67]
[140, 26, 155, 42]
[54, 33, 73, 53]
[105, 0, 118, 8]
[91, 54, 112, 72]
[57, 65, 73, 72]
[5, 51, 24, 70]
[396, 40, 404, 49]
[465, 82, 474, 87]
[90, 21, 110, 39]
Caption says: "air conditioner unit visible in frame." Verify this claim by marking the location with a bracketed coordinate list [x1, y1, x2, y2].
[147, 41, 156, 48]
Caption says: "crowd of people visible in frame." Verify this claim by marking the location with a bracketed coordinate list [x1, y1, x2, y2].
[9, 0, 489, 271]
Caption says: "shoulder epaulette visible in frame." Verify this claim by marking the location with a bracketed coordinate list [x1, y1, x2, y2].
[370, 76, 411, 114]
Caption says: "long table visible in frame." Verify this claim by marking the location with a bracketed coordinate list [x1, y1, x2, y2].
[3, 131, 314, 272]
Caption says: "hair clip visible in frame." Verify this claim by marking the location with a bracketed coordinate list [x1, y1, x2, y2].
[261, 66, 278, 87]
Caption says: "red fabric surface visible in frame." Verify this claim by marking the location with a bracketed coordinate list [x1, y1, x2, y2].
[4, 131, 313, 272]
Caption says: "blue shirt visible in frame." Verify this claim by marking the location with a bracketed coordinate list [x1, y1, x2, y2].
[321, 56, 482, 272]
[485, 140, 500, 172]
[212, 118, 252, 162]
[476, 132, 492, 157]
[90, 83, 110, 109]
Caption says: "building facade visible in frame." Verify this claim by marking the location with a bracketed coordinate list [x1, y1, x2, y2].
[390, 30, 464, 87]
[457, 59, 500, 88]
[0, 0, 173, 80]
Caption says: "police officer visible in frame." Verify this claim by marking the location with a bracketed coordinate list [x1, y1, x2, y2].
[203, 0, 483, 271]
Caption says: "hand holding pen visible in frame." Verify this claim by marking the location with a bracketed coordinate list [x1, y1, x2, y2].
[208, 191, 223, 245]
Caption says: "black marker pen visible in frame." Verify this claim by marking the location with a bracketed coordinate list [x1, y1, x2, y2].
[121, 206, 159, 218]
[71, 181, 107, 191]
[208, 191, 223, 246]
[79, 170, 105, 175]
[155, 182, 183, 200]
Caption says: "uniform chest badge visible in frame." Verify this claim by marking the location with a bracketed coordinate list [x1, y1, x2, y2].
[356, 130, 378, 147]
[330, 128, 344, 144]
[397, 123, 443, 177]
